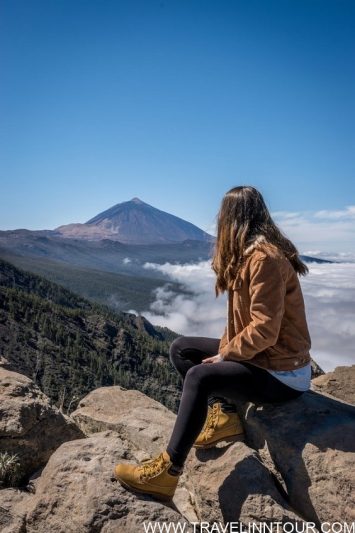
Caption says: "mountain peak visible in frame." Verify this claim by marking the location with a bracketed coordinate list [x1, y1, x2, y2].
[55, 197, 215, 245]
[130, 197, 144, 204]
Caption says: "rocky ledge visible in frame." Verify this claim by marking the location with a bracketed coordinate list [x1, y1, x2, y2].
[0, 362, 354, 532]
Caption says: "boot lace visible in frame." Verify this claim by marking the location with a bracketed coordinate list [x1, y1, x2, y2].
[204, 403, 220, 436]
[138, 452, 168, 482]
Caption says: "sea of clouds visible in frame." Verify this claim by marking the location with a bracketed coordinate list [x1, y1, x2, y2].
[136, 259, 355, 373]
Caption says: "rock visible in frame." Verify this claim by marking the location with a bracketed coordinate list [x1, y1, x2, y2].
[70, 386, 201, 522]
[0, 356, 11, 369]
[312, 365, 355, 405]
[2, 369, 355, 530]
[0, 487, 31, 533]
[71, 385, 176, 456]
[235, 390, 355, 525]
[0, 367, 84, 485]
[21, 430, 190, 533]
[69, 385, 308, 524]
[187, 442, 305, 524]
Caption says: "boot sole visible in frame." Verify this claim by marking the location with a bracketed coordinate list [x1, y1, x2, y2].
[193, 432, 245, 449]
[113, 473, 175, 502]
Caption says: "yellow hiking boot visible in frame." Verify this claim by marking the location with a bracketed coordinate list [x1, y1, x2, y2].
[193, 402, 244, 449]
[112, 450, 181, 502]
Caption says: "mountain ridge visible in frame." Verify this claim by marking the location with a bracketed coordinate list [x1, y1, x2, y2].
[54, 197, 215, 244]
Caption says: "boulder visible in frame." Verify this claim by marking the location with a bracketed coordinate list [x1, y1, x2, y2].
[312, 365, 355, 405]
[187, 442, 305, 524]
[22, 430, 190, 533]
[235, 389, 355, 526]
[71, 385, 176, 456]
[1, 367, 355, 530]
[0, 487, 31, 533]
[0, 367, 84, 485]
[71, 385, 300, 524]
[70, 385, 200, 522]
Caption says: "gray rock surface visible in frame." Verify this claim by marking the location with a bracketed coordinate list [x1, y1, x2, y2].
[235, 390, 355, 526]
[22, 430, 189, 533]
[312, 364, 355, 405]
[1, 366, 355, 531]
[187, 441, 304, 524]
[72, 385, 301, 525]
[0, 367, 84, 484]
[71, 385, 176, 456]
[0, 487, 30, 533]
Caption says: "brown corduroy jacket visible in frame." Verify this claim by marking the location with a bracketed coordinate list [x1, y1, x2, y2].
[218, 235, 312, 371]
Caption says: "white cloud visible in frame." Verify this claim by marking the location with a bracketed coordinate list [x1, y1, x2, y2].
[302, 250, 355, 262]
[142, 260, 227, 336]
[204, 205, 355, 255]
[140, 260, 355, 373]
[123, 257, 131, 264]
[271, 208, 355, 253]
[313, 206, 355, 220]
[300, 262, 355, 371]
[127, 309, 138, 315]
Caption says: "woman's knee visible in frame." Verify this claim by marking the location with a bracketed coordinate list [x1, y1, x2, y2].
[169, 336, 186, 364]
[184, 364, 211, 388]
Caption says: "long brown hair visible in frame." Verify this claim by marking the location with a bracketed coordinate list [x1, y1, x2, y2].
[211, 186, 309, 296]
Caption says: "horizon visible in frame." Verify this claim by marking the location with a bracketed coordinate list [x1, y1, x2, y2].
[1, 193, 354, 258]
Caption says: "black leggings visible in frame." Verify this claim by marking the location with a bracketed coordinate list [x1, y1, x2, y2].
[166, 335, 304, 467]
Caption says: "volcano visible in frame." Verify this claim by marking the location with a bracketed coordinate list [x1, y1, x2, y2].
[54, 197, 214, 244]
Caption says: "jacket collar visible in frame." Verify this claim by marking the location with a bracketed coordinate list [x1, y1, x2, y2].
[231, 234, 268, 290]
[243, 233, 267, 255]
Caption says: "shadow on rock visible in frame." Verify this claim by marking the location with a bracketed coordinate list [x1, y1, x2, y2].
[235, 390, 355, 526]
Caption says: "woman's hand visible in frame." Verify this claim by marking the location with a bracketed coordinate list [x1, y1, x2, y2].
[202, 353, 224, 364]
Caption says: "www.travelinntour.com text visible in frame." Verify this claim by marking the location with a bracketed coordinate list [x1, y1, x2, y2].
[142, 522, 355, 533]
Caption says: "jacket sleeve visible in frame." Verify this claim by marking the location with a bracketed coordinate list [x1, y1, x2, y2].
[218, 325, 228, 352]
[219, 255, 286, 362]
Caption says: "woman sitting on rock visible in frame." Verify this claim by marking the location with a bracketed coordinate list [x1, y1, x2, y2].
[113, 185, 312, 502]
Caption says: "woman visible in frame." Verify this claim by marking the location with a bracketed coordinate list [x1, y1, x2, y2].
[113, 185, 312, 502]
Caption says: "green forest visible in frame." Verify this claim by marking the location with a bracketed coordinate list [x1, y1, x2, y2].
[0, 257, 183, 413]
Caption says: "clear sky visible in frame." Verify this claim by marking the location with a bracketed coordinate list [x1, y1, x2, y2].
[1, 0, 354, 253]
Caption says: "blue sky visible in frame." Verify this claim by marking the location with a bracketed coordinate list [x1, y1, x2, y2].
[0, 0, 354, 253]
